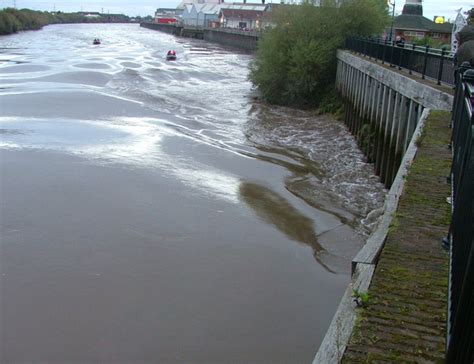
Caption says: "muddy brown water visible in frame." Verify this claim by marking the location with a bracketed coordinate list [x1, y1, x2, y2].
[0, 24, 385, 363]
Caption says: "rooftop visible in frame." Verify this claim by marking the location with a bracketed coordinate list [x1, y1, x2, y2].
[394, 14, 453, 33]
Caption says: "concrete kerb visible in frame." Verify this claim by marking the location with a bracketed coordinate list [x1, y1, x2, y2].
[313, 108, 432, 363]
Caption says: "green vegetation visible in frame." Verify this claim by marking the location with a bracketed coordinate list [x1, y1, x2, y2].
[0, 8, 134, 35]
[315, 87, 345, 118]
[0, 8, 46, 34]
[250, 0, 388, 106]
[410, 36, 450, 50]
[466, 8, 474, 25]
[352, 289, 370, 307]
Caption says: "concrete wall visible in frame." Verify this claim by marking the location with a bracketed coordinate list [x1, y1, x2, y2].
[335, 50, 452, 187]
[140, 22, 181, 36]
[140, 23, 258, 51]
[203, 28, 258, 51]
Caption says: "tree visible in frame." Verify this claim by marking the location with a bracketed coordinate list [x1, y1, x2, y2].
[249, 0, 388, 106]
[466, 8, 474, 25]
[0, 11, 21, 34]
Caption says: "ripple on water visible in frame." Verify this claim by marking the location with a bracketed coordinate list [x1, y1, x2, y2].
[0, 64, 50, 73]
[0, 71, 111, 87]
[120, 61, 141, 68]
[1, 91, 153, 119]
[74, 62, 111, 69]
[38, 71, 111, 87]
[246, 102, 387, 237]
[0, 24, 382, 363]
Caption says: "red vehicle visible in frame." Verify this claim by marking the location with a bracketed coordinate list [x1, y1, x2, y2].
[157, 18, 176, 24]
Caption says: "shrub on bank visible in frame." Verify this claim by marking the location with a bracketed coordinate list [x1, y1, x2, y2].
[249, 0, 388, 107]
[0, 8, 53, 34]
[0, 11, 21, 34]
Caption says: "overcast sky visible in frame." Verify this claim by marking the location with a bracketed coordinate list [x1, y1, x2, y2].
[2, 0, 473, 21]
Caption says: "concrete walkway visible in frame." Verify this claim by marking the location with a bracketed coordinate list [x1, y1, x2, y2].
[342, 110, 452, 362]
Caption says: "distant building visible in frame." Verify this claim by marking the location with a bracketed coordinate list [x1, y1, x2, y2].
[77, 11, 102, 18]
[155, 8, 178, 23]
[392, 0, 452, 43]
[180, 2, 267, 29]
[181, 4, 194, 26]
[198, 4, 222, 28]
[219, 7, 264, 29]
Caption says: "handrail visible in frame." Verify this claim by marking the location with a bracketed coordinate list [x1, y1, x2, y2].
[445, 62, 474, 363]
[345, 37, 455, 86]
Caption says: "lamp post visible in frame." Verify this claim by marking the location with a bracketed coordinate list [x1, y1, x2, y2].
[388, 0, 395, 42]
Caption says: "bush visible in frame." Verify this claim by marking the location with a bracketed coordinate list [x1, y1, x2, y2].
[0, 8, 132, 35]
[250, 0, 389, 107]
[0, 11, 22, 34]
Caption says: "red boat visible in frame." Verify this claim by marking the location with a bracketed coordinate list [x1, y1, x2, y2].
[166, 50, 177, 61]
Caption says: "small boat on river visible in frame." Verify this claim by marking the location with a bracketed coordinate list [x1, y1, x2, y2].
[93, 39, 101, 45]
[166, 50, 177, 61]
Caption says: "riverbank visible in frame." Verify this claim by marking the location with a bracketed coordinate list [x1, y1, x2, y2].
[314, 109, 451, 362]
[0, 8, 135, 36]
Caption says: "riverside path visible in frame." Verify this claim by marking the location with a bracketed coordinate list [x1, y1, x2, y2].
[342, 109, 452, 362]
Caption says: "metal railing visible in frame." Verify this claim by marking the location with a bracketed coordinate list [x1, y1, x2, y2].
[345, 37, 455, 86]
[446, 62, 474, 363]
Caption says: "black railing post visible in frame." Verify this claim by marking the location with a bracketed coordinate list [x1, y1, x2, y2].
[422, 45, 430, 80]
[398, 44, 404, 70]
[408, 43, 415, 75]
[376, 38, 381, 62]
[382, 38, 387, 65]
[389, 40, 395, 67]
[368, 38, 373, 60]
[437, 48, 446, 85]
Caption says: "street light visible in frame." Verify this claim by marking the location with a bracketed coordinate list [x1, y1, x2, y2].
[388, 0, 395, 42]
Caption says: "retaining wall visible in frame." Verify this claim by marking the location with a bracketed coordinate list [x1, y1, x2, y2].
[314, 50, 453, 363]
[335, 50, 452, 188]
[140, 22, 181, 36]
[140, 22, 258, 51]
[203, 29, 258, 51]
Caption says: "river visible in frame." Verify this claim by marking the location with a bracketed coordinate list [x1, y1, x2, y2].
[0, 23, 385, 363]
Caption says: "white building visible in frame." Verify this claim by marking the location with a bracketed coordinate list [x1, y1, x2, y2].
[179, 1, 268, 29]
[181, 4, 195, 26]
[197, 4, 221, 28]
